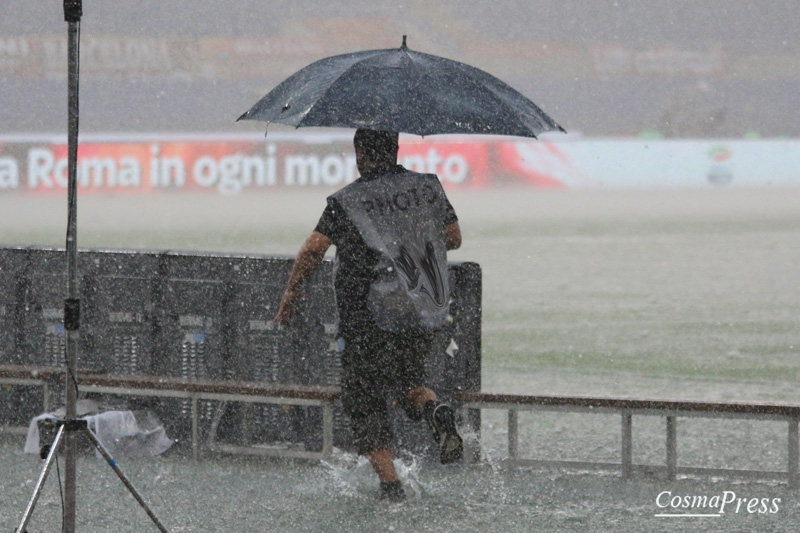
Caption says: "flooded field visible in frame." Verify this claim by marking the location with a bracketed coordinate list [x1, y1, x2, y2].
[1, 187, 799, 531]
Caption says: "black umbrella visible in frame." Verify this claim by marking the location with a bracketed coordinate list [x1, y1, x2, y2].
[238, 36, 564, 138]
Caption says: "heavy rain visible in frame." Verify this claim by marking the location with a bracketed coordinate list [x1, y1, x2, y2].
[1, 1, 800, 532]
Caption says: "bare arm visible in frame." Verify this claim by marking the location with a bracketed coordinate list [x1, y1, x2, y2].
[275, 231, 332, 325]
[445, 221, 462, 250]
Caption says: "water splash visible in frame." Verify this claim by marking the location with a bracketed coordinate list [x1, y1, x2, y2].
[321, 449, 426, 499]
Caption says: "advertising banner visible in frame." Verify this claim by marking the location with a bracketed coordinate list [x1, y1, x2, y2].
[0, 135, 798, 195]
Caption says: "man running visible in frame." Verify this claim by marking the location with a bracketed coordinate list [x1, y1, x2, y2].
[276, 129, 463, 501]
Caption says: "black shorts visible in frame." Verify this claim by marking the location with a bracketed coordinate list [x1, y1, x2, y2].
[340, 325, 434, 455]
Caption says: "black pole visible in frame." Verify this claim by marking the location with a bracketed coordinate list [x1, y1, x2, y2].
[18, 3, 168, 531]
[63, 2, 82, 533]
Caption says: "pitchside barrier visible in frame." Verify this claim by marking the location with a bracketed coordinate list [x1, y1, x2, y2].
[455, 392, 800, 488]
[0, 246, 482, 460]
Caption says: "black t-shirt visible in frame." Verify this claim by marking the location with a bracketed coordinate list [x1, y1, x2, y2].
[314, 165, 458, 334]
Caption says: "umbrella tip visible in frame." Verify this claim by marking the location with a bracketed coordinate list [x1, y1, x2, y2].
[401, 35, 407, 50]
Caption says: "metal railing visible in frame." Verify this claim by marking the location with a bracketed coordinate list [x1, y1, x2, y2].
[456, 391, 800, 488]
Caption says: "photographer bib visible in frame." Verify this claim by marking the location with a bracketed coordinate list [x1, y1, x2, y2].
[332, 171, 450, 332]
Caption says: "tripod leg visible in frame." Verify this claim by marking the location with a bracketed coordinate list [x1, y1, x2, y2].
[16, 424, 66, 533]
[82, 428, 170, 533]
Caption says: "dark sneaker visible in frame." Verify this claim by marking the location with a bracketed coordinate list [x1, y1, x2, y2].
[430, 403, 463, 464]
[379, 480, 406, 502]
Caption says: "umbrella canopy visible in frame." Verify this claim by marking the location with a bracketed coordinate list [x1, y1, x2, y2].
[238, 36, 565, 138]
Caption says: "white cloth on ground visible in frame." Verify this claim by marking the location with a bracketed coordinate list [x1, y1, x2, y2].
[25, 409, 173, 458]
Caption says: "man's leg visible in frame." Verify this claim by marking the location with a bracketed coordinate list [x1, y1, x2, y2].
[393, 330, 462, 465]
[403, 386, 464, 464]
[340, 330, 407, 500]
[368, 447, 407, 501]
[394, 329, 464, 465]
[370, 450, 405, 501]
[368, 448, 398, 482]
[347, 412, 406, 501]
